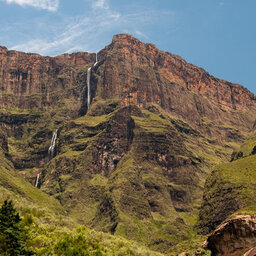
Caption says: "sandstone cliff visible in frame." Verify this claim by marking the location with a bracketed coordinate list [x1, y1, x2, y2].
[0, 45, 95, 114]
[1, 34, 255, 134]
[96, 34, 256, 136]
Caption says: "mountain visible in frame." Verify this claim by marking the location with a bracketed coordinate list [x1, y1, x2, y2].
[0, 33, 256, 254]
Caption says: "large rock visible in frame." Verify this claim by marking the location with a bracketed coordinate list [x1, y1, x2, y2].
[206, 215, 256, 256]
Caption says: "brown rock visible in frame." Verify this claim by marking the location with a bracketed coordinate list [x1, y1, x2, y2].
[0, 46, 95, 112]
[1, 34, 256, 139]
[96, 34, 256, 138]
[207, 215, 256, 256]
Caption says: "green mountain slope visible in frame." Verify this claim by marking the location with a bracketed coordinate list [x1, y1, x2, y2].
[0, 128, 165, 255]
[198, 132, 256, 235]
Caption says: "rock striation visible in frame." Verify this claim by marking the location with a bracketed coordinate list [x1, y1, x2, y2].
[206, 215, 256, 256]
[0, 45, 95, 112]
[96, 34, 256, 134]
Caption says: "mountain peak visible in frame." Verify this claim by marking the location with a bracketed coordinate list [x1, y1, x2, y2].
[112, 33, 138, 42]
[111, 33, 156, 49]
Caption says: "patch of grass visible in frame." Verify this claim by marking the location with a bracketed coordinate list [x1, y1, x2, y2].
[198, 153, 256, 234]
[233, 132, 256, 158]
[89, 174, 108, 186]
[0, 108, 42, 115]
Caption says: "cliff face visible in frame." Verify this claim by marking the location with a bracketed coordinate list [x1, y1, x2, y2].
[1, 34, 255, 131]
[0, 45, 95, 114]
[95, 34, 256, 134]
[1, 34, 256, 254]
[100, 34, 255, 108]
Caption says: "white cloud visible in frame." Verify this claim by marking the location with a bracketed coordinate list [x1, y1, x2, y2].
[7, 1, 175, 56]
[94, 0, 107, 9]
[135, 30, 149, 39]
[11, 19, 86, 55]
[4, 0, 59, 12]
[91, 0, 109, 10]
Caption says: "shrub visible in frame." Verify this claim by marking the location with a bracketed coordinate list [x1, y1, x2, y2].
[0, 200, 34, 255]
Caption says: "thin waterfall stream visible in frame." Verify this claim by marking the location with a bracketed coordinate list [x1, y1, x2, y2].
[87, 67, 92, 109]
[48, 129, 58, 158]
[87, 53, 98, 110]
[35, 173, 40, 188]
[93, 52, 98, 67]
[35, 129, 58, 188]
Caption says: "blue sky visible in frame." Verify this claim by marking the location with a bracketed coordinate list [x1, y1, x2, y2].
[0, 0, 255, 93]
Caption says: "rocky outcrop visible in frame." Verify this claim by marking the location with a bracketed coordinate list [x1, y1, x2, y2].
[1, 34, 256, 136]
[206, 215, 256, 256]
[0, 45, 95, 114]
[100, 34, 255, 109]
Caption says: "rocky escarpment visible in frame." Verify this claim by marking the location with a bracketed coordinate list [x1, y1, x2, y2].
[1, 34, 255, 143]
[0, 45, 95, 115]
[95, 34, 256, 139]
[206, 215, 256, 256]
[100, 34, 255, 108]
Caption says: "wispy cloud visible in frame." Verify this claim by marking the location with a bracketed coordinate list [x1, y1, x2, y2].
[11, 19, 87, 55]
[7, 1, 176, 56]
[135, 30, 149, 39]
[3, 0, 59, 12]
[92, 0, 108, 10]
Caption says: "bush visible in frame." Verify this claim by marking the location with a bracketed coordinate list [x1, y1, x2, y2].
[0, 200, 34, 255]
[54, 227, 104, 256]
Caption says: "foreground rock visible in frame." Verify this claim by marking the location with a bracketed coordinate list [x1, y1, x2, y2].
[206, 215, 256, 256]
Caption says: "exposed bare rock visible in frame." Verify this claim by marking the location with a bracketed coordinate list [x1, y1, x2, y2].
[95, 34, 256, 140]
[1, 34, 256, 136]
[206, 215, 256, 256]
[0, 46, 95, 113]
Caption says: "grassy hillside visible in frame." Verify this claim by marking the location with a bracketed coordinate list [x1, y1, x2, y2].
[0, 99, 251, 255]
[198, 132, 256, 234]
[0, 130, 165, 255]
[19, 100, 233, 253]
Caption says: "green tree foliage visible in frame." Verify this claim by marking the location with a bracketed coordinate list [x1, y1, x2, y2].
[0, 200, 34, 256]
[54, 227, 103, 256]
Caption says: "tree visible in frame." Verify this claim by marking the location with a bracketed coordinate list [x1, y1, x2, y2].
[0, 200, 34, 256]
[54, 227, 103, 256]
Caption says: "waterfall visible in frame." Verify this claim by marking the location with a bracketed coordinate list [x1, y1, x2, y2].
[87, 67, 91, 109]
[93, 52, 98, 67]
[87, 52, 98, 110]
[35, 173, 40, 188]
[48, 129, 58, 158]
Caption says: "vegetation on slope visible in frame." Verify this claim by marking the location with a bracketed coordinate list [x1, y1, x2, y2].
[0, 98, 252, 255]
[198, 132, 256, 234]
[13, 100, 232, 253]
